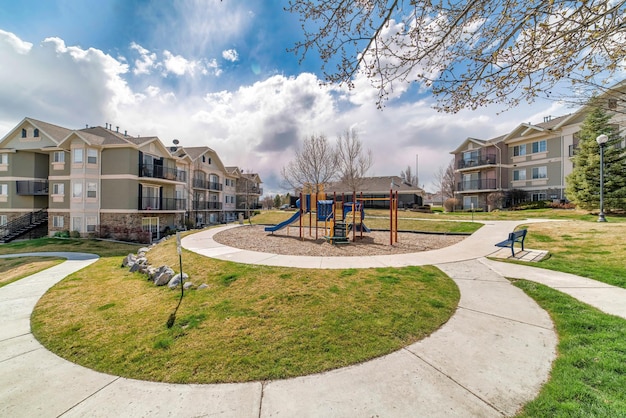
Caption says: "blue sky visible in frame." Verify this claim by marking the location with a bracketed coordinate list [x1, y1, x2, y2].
[0, 0, 571, 194]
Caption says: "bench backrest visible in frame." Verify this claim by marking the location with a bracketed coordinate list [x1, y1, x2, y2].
[509, 229, 527, 241]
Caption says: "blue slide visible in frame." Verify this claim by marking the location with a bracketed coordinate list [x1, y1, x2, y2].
[264, 211, 302, 232]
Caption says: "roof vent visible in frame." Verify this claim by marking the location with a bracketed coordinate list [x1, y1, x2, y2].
[543, 115, 552, 123]
[124, 130, 127, 136]
[116, 126, 119, 133]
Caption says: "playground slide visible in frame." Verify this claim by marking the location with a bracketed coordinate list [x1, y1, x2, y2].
[347, 222, 371, 233]
[264, 211, 302, 232]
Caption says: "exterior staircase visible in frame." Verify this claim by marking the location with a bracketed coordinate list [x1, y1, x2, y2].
[0, 209, 48, 243]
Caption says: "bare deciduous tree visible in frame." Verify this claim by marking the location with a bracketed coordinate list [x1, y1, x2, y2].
[281, 134, 337, 193]
[400, 165, 417, 186]
[432, 158, 456, 205]
[286, 0, 626, 112]
[336, 128, 373, 192]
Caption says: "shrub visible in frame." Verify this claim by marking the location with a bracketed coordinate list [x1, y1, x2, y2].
[70, 230, 81, 238]
[443, 198, 460, 212]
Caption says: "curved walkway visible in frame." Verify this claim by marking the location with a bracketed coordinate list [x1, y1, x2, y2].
[1, 223, 625, 417]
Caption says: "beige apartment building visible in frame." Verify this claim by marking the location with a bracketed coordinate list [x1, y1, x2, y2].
[451, 100, 625, 210]
[0, 117, 262, 242]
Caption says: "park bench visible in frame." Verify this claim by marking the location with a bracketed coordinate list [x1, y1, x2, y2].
[495, 229, 527, 257]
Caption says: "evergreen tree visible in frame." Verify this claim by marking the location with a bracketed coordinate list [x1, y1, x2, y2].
[566, 107, 626, 211]
[273, 194, 282, 208]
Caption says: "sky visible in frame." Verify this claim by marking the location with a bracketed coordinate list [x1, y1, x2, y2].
[0, 0, 574, 194]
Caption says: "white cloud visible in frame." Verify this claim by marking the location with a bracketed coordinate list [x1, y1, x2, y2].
[0, 30, 567, 196]
[130, 42, 158, 75]
[222, 49, 239, 62]
[0, 29, 32, 54]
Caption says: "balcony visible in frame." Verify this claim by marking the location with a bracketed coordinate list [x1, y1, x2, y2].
[192, 201, 223, 210]
[457, 154, 497, 169]
[208, 181, 223, 191]
[192, 178, 207, 189]
[16, 180, 49, 195]
[139, 197, 186, 211]
[140, 163, 186, 182]
[569, 144, 579, 157]
[457, 179, 497, 192]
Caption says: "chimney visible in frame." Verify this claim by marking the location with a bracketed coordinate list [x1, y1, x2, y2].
[116, 126, 119, 133]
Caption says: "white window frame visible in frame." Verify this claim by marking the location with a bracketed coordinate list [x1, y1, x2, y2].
[72, 182, 83, 198]
[0, 214, 7, 226]
[87, 148, 98, 164]
[53, 151, 65, 163]
[532, 166, 548, 179]
[513, 144, 527, 156]
[532, 140, 547, 153]
[86, 182, 97, 198]
[53, 216, 64, 228]
[53, 183, 65, 195]
[86, 216, 97, 232]
[73, 148, 84, 164]
[513, 169, 526, 181]
[0, 154, 8, 164]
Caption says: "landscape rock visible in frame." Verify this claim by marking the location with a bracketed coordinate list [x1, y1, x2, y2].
[154, 266, 175, 286]
[129, 262, 141, 273]
[168, 273, 189, 289]
[121, 253, 136, 267]
[183, 281, 193, 290]
[197, 283, 209, 290]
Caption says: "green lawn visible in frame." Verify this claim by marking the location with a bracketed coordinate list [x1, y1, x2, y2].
[514, 280, 626, 417]
[30, 234, 459, 383]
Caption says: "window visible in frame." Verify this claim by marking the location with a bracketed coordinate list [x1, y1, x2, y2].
[532, 166, 547, 179]
[202, 155, 206, 163]
[87, 182, 97, 198]
[532, 193, 547, 202]
[73, 148, 84, 164]
[53, 183, 65, 195]
[87, 149, 97, 164]
[21, 128, 27, 138]
[0, 215, 7, 226]
[53, 151, 65, 163]
[86, 216, 97, 232]
[0, 154, 8, 164]
[142, 185, 159, 209]
[513, 169, 526, 181]
[208, 158, 211, 164]
[53, 216, 64, 228]
[34, 128, 39, 137]
[73, 182, 83, 198]
[72, 217, 82, 232]
[531, 140, 547, 153]
[0, 183, 7, 195]
[513, 144, 526, 156]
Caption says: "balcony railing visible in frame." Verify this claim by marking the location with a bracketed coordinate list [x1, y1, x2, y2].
[192, 178, 207, 189]
[192, 201, 223, 210]
[208, 181, 223, 191]
[457, 154, 497, 169]
[457, 179, 497, 191]
[569, 144, 579, 157]
[139, 163, 187, 182]
[139, 197, 186, 211]
[16, 180, 49, 195]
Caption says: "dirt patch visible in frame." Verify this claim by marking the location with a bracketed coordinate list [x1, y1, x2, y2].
[213, 225, 466, 257]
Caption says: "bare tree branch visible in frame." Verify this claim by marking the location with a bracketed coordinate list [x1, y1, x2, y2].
[286, 0, 626, 112]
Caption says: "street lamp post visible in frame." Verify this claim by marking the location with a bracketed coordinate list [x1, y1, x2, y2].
[596, 134, 608, 222]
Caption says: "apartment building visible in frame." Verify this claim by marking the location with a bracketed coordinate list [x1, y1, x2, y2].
[451, 102, 625, 210]
[0, 117, 262, 241]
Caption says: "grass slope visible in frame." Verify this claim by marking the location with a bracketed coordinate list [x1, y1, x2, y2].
[31, 237, 459, 383]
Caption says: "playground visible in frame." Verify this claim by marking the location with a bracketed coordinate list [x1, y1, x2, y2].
[213, 225, 465, 256]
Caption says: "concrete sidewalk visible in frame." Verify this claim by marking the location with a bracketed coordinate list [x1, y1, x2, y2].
[0, 221, 621, 417]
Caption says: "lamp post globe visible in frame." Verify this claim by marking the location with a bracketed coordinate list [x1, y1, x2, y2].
[596, 134, 608, 222]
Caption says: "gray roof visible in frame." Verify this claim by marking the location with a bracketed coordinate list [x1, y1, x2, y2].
[26, 117, 73, 144]
[326, 176, 422, 194]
